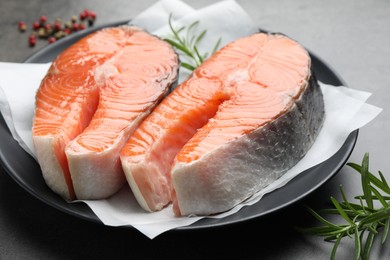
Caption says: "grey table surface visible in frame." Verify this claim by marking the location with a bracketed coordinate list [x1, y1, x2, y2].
[0, 0, 389, 259]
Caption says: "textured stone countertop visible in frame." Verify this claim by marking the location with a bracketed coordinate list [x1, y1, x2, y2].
[1, 0, 389, 259]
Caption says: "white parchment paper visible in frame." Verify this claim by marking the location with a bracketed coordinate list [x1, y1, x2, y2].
[0, 0, 383, 239]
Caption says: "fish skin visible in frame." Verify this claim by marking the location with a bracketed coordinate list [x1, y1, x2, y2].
[296, 73, 325, 141]
[172, 71, 324, 216]
[120, 32, 325, 216]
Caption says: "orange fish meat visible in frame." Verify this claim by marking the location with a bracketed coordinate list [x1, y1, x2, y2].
[120, 32, 325, 216]
[32, 26, 179, 200]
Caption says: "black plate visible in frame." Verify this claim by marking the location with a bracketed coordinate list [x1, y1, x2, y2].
[0, 21, 358, 230]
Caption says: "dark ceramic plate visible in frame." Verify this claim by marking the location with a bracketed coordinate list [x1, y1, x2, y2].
[0, 21, 358, 230]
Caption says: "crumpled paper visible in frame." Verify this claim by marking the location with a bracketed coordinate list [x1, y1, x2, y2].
[0, 0, 383, 239]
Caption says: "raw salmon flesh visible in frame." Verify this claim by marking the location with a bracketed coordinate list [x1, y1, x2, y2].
[120, 32, 325, 216]
[32, 26, 179, 200]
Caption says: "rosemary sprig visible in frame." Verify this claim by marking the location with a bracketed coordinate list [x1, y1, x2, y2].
[298, 153, 390, 260]
[163, 14, 222, 71]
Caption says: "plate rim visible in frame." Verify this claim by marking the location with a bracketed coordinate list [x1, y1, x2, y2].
[0, 20, 358, 231]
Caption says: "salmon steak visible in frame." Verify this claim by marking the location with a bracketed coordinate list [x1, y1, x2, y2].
[120, 32, 325, 216]
[32, 26, 179, 200]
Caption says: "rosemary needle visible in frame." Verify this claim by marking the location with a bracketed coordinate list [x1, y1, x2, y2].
[163, 14, 222, 71]
[298, 153, 390, 260]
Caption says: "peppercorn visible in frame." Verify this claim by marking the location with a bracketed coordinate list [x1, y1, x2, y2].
[71, 15, 78, 24]
[18, 21, 27, 32]
[48, 36, 56, 44]
[88, 11, 96, 20]
[28, 33, 37, 47]
[87, 11, 96, 26]
[18, 9, 96, 48]
[72, 23, 79, 31]
[39, 15, 47, 24]
[44, 23, 52, 35]
[53, 21, 62, 32]
[78, 22, 86, 30]
[44, 23, 51, 30]
[32, 21, 40, 30]
[64, 21, 73, 29]
[63, 28, 72, 35]
[87, 18, 94, 26]
[54, 31, 65, 39]
[79, 9, 89, 20]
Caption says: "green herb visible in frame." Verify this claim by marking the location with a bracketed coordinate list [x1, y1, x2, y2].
[297, 153, 390, 260]
[163, 14, 222, 71]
